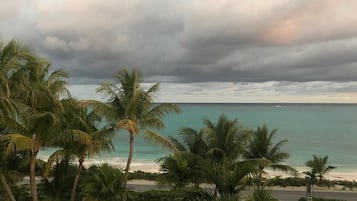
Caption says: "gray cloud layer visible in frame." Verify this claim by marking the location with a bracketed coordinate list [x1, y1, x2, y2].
[2, 0, 357, 84]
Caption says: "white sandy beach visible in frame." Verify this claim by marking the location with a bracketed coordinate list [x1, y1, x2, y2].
[86, 159, 357, 182]
[37, 155, 357, 182]
[267, 169, 357, 182]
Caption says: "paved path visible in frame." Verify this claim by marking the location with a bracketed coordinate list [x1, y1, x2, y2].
[272, 190, 357, 201]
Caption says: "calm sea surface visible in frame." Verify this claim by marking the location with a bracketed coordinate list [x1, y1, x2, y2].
[41, 103, 357, 172]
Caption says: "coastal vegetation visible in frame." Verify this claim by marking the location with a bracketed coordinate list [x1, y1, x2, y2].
[0, 39, 352, 200]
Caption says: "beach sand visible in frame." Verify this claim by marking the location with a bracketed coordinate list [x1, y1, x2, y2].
[82, 159, 357, 182]
[267, 170, 357, 182]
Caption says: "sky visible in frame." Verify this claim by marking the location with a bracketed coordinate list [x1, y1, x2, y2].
[2, 0, 357, 103]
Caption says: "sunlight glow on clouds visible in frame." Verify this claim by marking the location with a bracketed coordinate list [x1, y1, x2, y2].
[3, 0, 357, 103]
[69, 82, 357, 103]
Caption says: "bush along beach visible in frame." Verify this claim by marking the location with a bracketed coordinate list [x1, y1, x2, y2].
[0, 39, 356, 200]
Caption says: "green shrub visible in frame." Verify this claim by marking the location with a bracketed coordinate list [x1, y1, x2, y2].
[249, 186, 278, 201]
[270, 177, 306, 187]
[128, 170, 161, 181]
[80, 164, 125, 201]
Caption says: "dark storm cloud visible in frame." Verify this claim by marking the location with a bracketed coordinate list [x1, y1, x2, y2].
[2, 0, 357, 84]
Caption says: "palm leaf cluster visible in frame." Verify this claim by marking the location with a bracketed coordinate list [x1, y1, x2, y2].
[88, 67, 180, 193]
[81, 164, 125, 201]
[160, 116, 293, 199]
[304, 155, 335, 183]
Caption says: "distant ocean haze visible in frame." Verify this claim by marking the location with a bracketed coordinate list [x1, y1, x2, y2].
[39, 103, 357, 179]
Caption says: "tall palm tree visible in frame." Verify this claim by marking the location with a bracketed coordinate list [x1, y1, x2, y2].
[201, 115, 262, 196]
[0, 60, 71, 201]
[45, 100, 114, 201]
[0, 39, 38, 201]
[87, 68, 180, 189]
[244, 125, 295, 185]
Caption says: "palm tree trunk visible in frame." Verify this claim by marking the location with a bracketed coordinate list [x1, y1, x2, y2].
[124, 132, 134, 184]
[0, 174, 16, 201]
[70, 157, 84, 201]
[123, 132, 134, 201]
[30, 152, 38, 201]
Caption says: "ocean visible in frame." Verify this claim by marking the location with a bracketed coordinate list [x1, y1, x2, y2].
[40, 103, 357, 179]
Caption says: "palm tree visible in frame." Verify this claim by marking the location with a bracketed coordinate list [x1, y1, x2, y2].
[0, 39, 33, 136]
[203, 115, 250, 166]
[42, 159, 77, 201]
[159, 127, 208, 188]
[0, 60, 70, 201]
[45, 101, 114, 201]
[0, 39, 40, 201]
[203, 115, 265, 195]
[249, 185, 278, 201]
[244, 125, 295, 185]
[202, 115, 269, 196]
[161, 115, 264, 197]
[304, 155, 335, 185]
[81, 164, 125, 201]
[305, 155, 335, 181]
[205, 159, 261, 196]
[87, 68, 180, 189]
[159, 152, 206, 189]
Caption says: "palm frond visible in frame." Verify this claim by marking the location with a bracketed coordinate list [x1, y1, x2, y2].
[0, 134, 33, 156]
[80, 99, 118, 121]
[44, 149, 67, 177]
[117, 119, 139, 134]
[236, 158, 271, 170]
[270, 164, 298, 176]
[268, 139, 288, 157]
[0, 97, 17, 120]
[96, 81, 122, 105]
[145, 130, 179, 155]
[146, 82, 160, 94]
[90, 128, 115, 155]
[1, 39, 33, 73]
[168, 136, 187, 151]
[56, 130, 92, 145]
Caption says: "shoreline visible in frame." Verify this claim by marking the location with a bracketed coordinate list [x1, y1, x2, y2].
[37, 155, 357, 182]
[87, 160, 357, 182]
[267, 170, 357, 182]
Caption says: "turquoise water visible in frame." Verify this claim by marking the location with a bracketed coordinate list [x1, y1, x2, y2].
[39, 103, 357, 174]
[91, 103, 357, 172]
